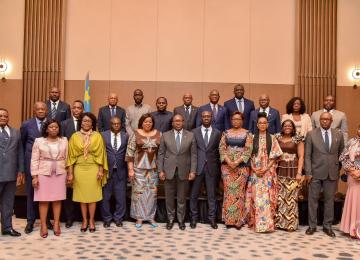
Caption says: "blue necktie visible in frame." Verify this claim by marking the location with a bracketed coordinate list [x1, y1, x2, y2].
[51, 102, 57, 119]
[176, 132, 181, 152]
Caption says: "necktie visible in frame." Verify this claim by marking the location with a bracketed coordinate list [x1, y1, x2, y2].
[324, 130, 330, 152]
[176, 131, 181, 152]
[185, 106, 190, 119]
[51, 102, 57, 119]
[212, 105, 217, 119]
[1, 126, 9, 138]
[204, 128, 209, 147]
[113, 134, 118, 150]
[111, 107, 116, 117]
[238, 100, 243, 113]
[39, 121, 44, 132]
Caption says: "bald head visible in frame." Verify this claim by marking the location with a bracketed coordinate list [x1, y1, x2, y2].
[183, 93, 193, 106]
[33, 101, 48, 120]
[259, 94, 270, 109]
[108, 93, 118, 107]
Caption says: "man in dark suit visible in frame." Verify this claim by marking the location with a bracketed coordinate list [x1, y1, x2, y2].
[98, 93, 126, 132]
[248, 94, 281, 134]
[100, 116, 128, 228]
[305, 112, 344, 238]
[196, 89, 229, 132]
[224, 84, 255, 130]
[173, 93, 198, 131]
[46, 87, 71, 122]
[151, 97, 173, 133]
[190, 111, 221, 229]
[158, 114, 197, 230]
[60, 100, 84, 228]
[0, 108, 24, 237]
[20, 101, 51, 234]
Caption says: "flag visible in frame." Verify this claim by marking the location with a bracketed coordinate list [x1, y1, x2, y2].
[84, 72, 91, 112]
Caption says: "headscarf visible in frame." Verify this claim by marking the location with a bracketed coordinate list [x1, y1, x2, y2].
[80, 129, 93, 160]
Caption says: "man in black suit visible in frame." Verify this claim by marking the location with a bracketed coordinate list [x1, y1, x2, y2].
[151, 97, 173, 133]
[0, 108, 24, 237]
[98, 93, 126, 132]
[196, 89, 229, 131]
[224, 84, 255, 130]
[173, 93, 198, 131]
[60, 100, 84, 228]
[100, 116, 128, 228]
[248, 94, 281, 134]
[190, 111, 221, 229]
[46, 87, 71, 122]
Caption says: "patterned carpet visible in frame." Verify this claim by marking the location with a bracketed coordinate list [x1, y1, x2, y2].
[0, 218, 359, 260]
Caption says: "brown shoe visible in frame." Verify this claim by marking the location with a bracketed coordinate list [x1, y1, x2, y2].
[323, 228, 335, 238]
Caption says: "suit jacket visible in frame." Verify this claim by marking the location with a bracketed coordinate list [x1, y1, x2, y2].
[98, 105, 126, 132]
[305, 128, 345, 180]
[101, 130, 128, 179]
[20, 118, 43, 174]
[61, 118, 78, 140]
[248, 107, 281, 134]
[192, 127, 221, 177]
[311, 109, 348, 144]
[157, 129, 197, 180]
[0, 127, 24, 182]
[46, 100, 71, 122]
[30, 137, 68, 176]
[173, 105, 198, 131]
[196, 103, 229, 132]
[224, 97, 255, 130]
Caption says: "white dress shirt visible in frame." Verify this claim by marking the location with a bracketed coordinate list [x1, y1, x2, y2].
[0, 125, 10, 137]
[174, 129, 183, 143]
[260, 107, 270, 116]
[201, 125, 212, 139]
[51, 100, 60, 110]
[235, 98, 244, 112]
[320, 127, 332, 150]
[73, 117, 79, 130]
[111, 132, 121, 150]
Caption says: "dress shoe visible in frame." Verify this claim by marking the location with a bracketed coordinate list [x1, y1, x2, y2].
[2, 228, 21, 237]
[178, 222, 186, 230]
[65, 220, 73, 229]
[103, 221, 111, 228]
[89, 227, 96, 233]
[24, 223, 34, 234]
[115, 221, 123, 227]
[166, 221, 174, 230]
[323, 228, 336, 238]
[53, 227, 61, 236]
[210, 220, 218, 229]
[305, 227, 316, 235]
[190, 220, 197, 229]
[47, 220, 53, 230]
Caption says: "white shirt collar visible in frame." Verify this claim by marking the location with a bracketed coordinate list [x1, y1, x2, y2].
[184, 105, 192, 110]
[109, 105, 117, 109]
[51, 100, 60, 107]
[0, 125, 10, 136]
[174, 129, 183, 135]
[235, 97, 244, 102]
[323, 108, 334, 114]
[111, 131, 121, 137]
[260, 107, 270, 114]
[201, 125, 212, 131]
[210, 103, 218, 109]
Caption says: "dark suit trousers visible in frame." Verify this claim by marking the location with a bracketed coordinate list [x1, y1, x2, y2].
[63, 187, 75, 221]
[189, 165, 217, 221]
[0, 181, 16, 231]
[101, 169, 127, 222]
[25, 172, 38, 224]
[164, 169, 189, 223]
[308, 178, 337, 229]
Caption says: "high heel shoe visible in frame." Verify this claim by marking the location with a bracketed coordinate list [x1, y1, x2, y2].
[80, 224, 88, 233]
[89, 222, 96, 233]
[40, 229, 48, 238]
[53, 228, 61, 236]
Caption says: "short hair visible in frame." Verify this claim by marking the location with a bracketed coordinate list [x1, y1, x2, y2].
[257, 112, 268, 122]
[0, 108, 9, 113]
[73, 100, 84, 108]
[280, 119, 296, 137]
[156, 96, 168, 103]
[138, 113, 155, 130]
[286, 97, 306, 114]
[42, 119, 62, 138]
[231, 111, 244, 120]
[172, 114, 184, 122]
[79, 112, 97, 131]
[110, 116, 121, 123]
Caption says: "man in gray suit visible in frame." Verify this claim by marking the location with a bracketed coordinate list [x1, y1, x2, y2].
[173, 93, 198, 131]
[305, 112, 344, 237]
[0, 108, 24, 236]
[311, 95, 348, 143]
[158, 114, 197, 230]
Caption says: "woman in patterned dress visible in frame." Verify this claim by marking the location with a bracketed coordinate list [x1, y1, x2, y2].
[246, 112, 283, 233]
[126, 113, 161, 229]
[219, 111, 253, 229]
[339, 125, 360, 238]
[275, 119, 304, 231]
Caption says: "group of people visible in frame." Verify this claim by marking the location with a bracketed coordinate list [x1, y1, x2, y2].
[0, 84, 359, 240]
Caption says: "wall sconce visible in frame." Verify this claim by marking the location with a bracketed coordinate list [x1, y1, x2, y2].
[0, 59, 8, 83]
[352, 68, 360, 89]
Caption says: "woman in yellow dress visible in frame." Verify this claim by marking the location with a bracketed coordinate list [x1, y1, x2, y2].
[67, 112, 108, 233]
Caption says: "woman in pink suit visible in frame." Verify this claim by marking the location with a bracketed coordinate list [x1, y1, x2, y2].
[31, 119, 68, 238]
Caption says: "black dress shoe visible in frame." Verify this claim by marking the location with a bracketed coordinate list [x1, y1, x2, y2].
[103, 221, 111, 228]
[305, 227, 316, 235]
[115, 221, 123, 227]
[178, 222, 186, 230]
[190, 220, 197, 229]
[2, 228, 21, 237]
[166, 221, 174, 230]
[47, 220, 53, 230]
[24, 223, 34, 234]
[65, 220, 73, 229]
[323, 228, 336, 237]
[209, 220, 218, 229]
